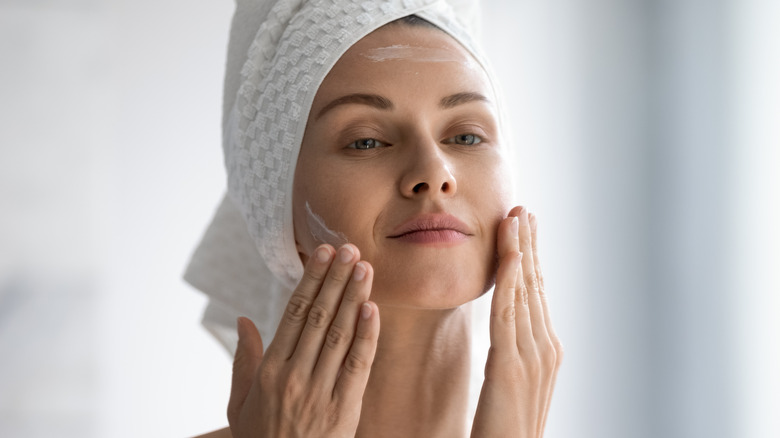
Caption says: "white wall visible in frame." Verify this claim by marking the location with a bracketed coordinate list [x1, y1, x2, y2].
[0, 1, 777, 437]
[0, 1, 234, 436]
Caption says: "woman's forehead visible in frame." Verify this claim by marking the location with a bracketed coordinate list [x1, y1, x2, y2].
[312, 24, 494, 109]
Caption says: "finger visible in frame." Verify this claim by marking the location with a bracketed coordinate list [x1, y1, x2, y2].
[529, 213, 561, 349]
[292, 244, 360, 371]
[528, 212, 561, 438]
[228, 317, 264, 428]
[529, 213, 545, 293]
[489, 217, 521, 353]
[266, 244, 335, 361]
[517, 207, 550, 345]
[496, 214, 521, 259]
[513, 252, 534, 351]
[313, 260, 374, 387]
[333, 301, 379, 405]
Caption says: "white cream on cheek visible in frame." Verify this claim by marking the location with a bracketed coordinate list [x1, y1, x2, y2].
[305, 201, 349, 247]
[360, 44, 476, 69]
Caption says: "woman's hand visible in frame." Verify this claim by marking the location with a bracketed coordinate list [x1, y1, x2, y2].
[471, 206, 563, 438]
[227, 244, 380, 438]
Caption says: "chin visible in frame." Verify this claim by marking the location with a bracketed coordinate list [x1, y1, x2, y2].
[370, 264, 492, 309]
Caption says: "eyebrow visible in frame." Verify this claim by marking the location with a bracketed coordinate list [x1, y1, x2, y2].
[439, 91, 490, 109]
[315, 91, 490, 120]
[316, 93, 393, 120]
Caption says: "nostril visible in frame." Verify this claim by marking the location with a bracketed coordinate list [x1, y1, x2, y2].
[413, 182, 428, 193]
[441, 181, 449, 192]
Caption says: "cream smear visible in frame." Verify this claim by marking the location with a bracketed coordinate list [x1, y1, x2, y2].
[361, 44, 468, 64]
[305, 201, 349, 247]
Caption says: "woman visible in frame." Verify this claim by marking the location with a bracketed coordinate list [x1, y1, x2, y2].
[190, 0, 562, 436]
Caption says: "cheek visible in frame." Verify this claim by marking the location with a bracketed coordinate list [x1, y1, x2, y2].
[294, 171, 385, 257]
[303, 201, 349, 247]
[469, 155, 516, 221]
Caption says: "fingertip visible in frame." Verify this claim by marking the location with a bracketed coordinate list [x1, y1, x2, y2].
[236, 317, 248, 342]
[361, 301, 380, 327]
[314, 244, 335, 264]
[360, 302, 372, 320]
[507, 205, 524, 217]
[337, 243, 360, 263]
[353, 261, 368, 282]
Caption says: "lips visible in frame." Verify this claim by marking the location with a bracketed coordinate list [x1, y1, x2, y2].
[388, 213, 472, 244]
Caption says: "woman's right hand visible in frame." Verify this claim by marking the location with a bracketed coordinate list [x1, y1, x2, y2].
[227, 244, 380, 438]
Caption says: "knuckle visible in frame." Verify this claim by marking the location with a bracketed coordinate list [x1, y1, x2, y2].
[538, 345, 557, 366]
[328, 267, 351, 283]
[343, 351, 369, 375]
[302, 265, 325, 284]
[524, 271, 539, 291]
[257, 364, 276, 387]
[500, 304, 516, 324]
[281, 372, 304, 400]
[342, 283, 362, 304]
[354, 328, 374, 342]
[325, 324, 351, 349]
[284, 293, 311, 324]
[307, 302, 331, 328]
[515, 282, 527, 304]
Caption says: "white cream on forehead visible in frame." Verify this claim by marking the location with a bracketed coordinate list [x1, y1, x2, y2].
[360, 44, 473, 66]
[305, 201, 349, 247]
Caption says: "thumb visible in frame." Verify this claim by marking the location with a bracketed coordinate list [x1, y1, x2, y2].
[228, 316, 264, 427]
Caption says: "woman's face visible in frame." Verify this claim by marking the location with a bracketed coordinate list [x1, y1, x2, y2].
[293, 23, 514, 309]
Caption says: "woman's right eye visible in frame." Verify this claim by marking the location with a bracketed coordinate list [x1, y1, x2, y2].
[347, 138, 387, 150]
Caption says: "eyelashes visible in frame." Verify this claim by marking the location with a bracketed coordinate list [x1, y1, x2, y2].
[345, 133, 485, 150]
[346, 138, 389, 150]
[446, 134, 482, 146]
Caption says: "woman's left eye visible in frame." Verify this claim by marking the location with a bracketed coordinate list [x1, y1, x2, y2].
[448, 134, 482, 146]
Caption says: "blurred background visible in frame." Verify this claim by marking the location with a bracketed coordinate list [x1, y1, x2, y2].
[0, 0, 777, 437]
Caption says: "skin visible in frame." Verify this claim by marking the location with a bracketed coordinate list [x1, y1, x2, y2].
[196, 22, 562, 438]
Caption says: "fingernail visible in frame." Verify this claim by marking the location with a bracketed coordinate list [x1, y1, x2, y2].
[236, 317, 245, 340]
[353, 262, 366, 281]
[360, 302, 372, 319]
[519, 209, 529, 223]
[511, 216, 519, 234]
[338, 245, 354, 263]
[315, 246, 331, 263]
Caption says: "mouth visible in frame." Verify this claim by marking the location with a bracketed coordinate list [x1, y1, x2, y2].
[388, 213, 472, 244]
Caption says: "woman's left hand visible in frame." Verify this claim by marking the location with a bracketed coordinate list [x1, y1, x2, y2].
[471, 206, 563, 438]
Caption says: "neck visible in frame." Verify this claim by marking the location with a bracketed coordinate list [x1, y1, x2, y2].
[356, 303, 472, 438]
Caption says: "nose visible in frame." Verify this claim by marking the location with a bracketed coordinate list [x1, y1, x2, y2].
[400, 141, 457, 199]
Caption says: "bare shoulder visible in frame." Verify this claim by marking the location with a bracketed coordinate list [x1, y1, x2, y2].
[192, 427, 232, 438]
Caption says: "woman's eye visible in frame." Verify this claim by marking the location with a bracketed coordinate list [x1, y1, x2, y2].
[449, 134, 482, 146]
[347, 138, 387, 150]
